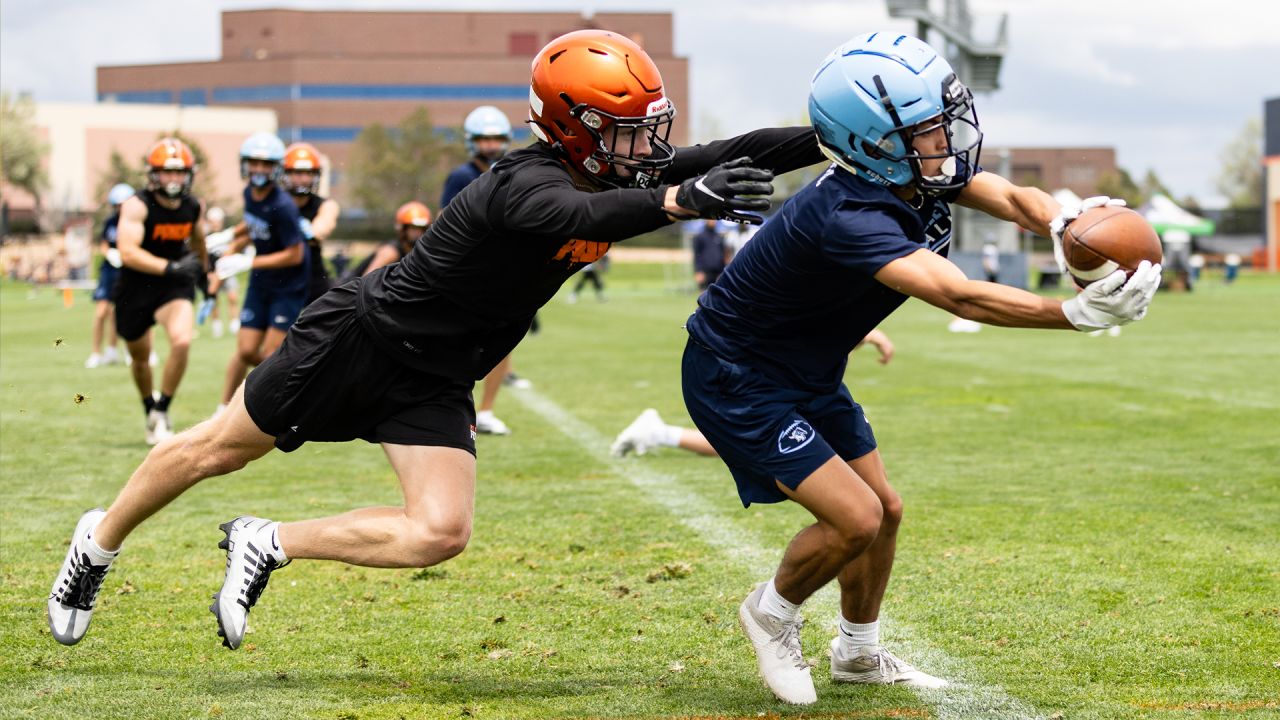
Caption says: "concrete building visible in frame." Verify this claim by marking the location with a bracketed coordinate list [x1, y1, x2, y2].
[10, 102, 275, 217]
[97, 9, 689, 207]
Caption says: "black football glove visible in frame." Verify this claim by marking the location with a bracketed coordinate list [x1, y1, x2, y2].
[675, 157, 774, 225]
[164, 254, 204, 285]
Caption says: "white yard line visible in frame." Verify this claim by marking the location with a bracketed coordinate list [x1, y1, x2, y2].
[513, 388, 1047, 719]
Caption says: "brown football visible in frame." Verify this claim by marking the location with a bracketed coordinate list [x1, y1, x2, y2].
[1061, 206, 1163, 288]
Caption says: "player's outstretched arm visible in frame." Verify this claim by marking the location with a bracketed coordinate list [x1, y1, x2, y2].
[875, 249, 1158, 331]
[956, 172, 1059, 236]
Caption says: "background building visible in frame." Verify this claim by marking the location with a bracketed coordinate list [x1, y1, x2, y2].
[6, 102, 275, 218]
[994, 147, 1117, 199]
[97, 9, 689, 207]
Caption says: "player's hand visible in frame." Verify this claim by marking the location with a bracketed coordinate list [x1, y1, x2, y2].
[1061, 260, 1161, 332]
[1049, 196, 1126, 273]
[204, 228, 236, 254]
[675, 157, 774, 225]
[105, 248, 123, 269]
[214, 248, 256, 280]
[164, 254, 204, 283]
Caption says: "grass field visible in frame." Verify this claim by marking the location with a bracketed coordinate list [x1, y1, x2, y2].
[2, 266, 1278, 719]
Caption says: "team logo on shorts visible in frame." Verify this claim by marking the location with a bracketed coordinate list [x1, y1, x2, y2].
[777, 420, 815, 455]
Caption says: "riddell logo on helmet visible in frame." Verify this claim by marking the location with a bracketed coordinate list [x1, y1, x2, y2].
[647, 97, 670, 116]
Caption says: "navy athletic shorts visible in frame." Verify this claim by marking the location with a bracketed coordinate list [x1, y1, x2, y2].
[681, 337, 877, 507]
[239, 282, 306, 331]
[92, 263, 119, 302]
[243, 281, 478, 455]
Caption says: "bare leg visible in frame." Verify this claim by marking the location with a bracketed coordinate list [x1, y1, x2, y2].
[125, 334, 154, 401]
[91, 301, 110, 354]
[153, 299, 193, 397]
[678, 429, 720, 457]
[278, 443, 475, 568]
[105, 305, 118, 351]
[478, 354, 513, 413]
[835, 449, 902, 622]
[772, 455, 885, 604]
[93, 387, 277, 550]
[221, 327, 264, 404]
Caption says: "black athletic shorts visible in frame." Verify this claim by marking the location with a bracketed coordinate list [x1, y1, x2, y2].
[113, 276, 196, 341]
[243, 280, 478, 454]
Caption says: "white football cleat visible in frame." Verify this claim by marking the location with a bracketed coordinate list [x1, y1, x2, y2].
[102, 346, 121, 365]
[830, 638, 948, 689]
[47, 509, 114, 645]
[947, 317, 982, 333]
[84, 353, 102, 369]
[738, 583, 816, 705]
[211, 516, 286, 650]
[610, 408, 665, 458]
[145, 409, 173, 445]
[475, 410, 510, 435]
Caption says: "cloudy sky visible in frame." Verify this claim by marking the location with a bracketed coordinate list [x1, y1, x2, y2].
[3, 0, 1277, 204]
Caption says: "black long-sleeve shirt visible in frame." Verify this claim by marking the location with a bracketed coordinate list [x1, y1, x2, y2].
[356, 127, 823, 380]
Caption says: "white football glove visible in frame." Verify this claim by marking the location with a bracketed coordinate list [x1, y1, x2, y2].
[1049, 195, 1127, 273]
[105, 248, 123, 269]
[204, 228, 236, 254]
[1061, 260, 1162, 332]
[214, 247, 256, 280]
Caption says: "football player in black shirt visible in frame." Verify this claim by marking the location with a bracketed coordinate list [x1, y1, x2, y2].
[47, 29, 824, 650]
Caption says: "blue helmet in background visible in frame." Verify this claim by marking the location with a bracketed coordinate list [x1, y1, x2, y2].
[809, 32, 982, 195]
[239, 132, 286, 187]
[107, 183, 135, 207]
[463, 105, 511, 161]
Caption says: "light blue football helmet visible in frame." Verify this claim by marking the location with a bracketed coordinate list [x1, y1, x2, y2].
[809, 32, 982, 195]
[107, 183, 135, 207]
[239, 132, 286, 187]
[463, 105, 511, 160]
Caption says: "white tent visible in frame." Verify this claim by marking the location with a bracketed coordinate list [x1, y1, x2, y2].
[1140, 193, 1216, 236]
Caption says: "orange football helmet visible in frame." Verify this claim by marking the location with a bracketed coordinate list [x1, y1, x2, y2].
[395, 201, 431, 229]
[146, 138, 195, 198]
[528, 30, 676, 188]
[282, 142, 323, 196]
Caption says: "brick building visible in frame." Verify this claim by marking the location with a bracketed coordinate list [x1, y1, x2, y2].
[992, 146, 1117, 198]
[97, 9, 689, 207]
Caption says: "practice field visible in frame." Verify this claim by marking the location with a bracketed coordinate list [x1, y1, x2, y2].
[2, 266, 1277, 719]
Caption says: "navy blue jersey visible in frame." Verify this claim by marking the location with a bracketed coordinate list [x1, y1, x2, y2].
[688, 163, 977, 392]
[440, 161, 484, 209]
[243, 184, 307, 293]
[101, 213, 120, 249]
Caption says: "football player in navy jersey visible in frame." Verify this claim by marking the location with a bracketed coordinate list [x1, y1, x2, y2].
[443, 105, 523, 436]
[45, 29, 818, 652]
[681, 33, 1161, 705]
[85, 183, 134, 369]
[210, 133, 308, 414]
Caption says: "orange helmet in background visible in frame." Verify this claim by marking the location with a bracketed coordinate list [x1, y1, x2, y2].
[282, 142, 323, 196]
[528, 29, 676, 189]
[146, 138, 195, 198]
[395, 201, 432, 229]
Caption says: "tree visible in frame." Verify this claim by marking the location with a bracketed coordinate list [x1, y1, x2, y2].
[1215, 117, 1263, 209]
[1, 91, 49, 210]
[1094, 168, 1142, 207]
[93, 131, 224, 213]
[1138, 169, 1173, 202]
[348, 108, 468, 218]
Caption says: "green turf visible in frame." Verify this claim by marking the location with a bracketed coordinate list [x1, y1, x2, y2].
[2, 268, 1277, 719]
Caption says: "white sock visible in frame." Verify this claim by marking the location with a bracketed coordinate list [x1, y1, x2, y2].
[84, 531, 119, 565]
[757, 578, 800, 622]
[260, 521, 287, 563]
[657, 425, 683, 447]
[837, 615, 879, 653]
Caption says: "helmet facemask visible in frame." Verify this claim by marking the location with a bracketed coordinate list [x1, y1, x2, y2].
[148, 168, 193, 199]
[867, 73, 982, 196]
[282, 169, 320, 196]
[568, 99, 676, 190]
